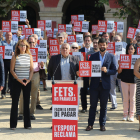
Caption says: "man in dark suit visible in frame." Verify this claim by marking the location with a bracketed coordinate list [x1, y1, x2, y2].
[79, 35, 93, 113]
[48, 43, 79, 80]
[86, 38, 117, 131]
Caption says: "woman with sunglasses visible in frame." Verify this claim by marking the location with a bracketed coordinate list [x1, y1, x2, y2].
[10, 39, 33, 130]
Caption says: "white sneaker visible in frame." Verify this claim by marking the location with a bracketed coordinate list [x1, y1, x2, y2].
[129, 117, 134, 122]
[122, 116, 128, 121]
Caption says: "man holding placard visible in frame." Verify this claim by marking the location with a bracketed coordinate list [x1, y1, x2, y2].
[86, 38, 117, 131]
[1, 32, 16, 99]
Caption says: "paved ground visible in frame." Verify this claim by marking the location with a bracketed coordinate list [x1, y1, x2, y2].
[0, 86, 140, 140]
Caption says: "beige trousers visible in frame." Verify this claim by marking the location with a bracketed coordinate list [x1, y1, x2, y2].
[19, 72, 40, 116]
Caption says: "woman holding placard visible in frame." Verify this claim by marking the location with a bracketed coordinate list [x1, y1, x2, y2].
[10, 39, 33, 130]
[118, 44, 136, 122]
[134, 52, 140, 132]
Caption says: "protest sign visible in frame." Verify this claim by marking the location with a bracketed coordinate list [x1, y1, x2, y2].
[66, 24, 72, 35]
[50, 39, 58, 46]
[49, 45, 60, 56]
[76, 34, 83, 47]
[107, 42, 115, 54]
[5, 46, 13, 59]
[30, 48, 38, 62]
[71, 15, 84, 24]
[25, 28, 34, 39]
[0, 46, 5, 59]
[82, 21, 89, 32]
[18, 25, 31, 35]
[107, 21, 114, 33]
[115, 42, 123, 55]
[92, 25, 98, 34]
[67, 35, 76, 46]
[98, 20, 107, 32]
[52, 83, 78, 140]
[134, 28, 140, 39]
[37, 20, 46, 31]
[11, 21, 18, 33]
[11, 10, 27, 21]
[78, 15, 84, 21]
[117, 22, 124, 33]
[72, 52, 83, 61]
[114, 22, 117, 32]
[131, 55, 140, 69]
[34, 28, 41, 38]
[58, 24, 66, 33]
[79, 61, 101, 77]
[73, 21, 82, 32]
[38, 48, 47, 62]
[39, 40, 47, 48]
[81, 52, 86, 61]
[53, 28, 58, 38]
[120, 54, 131, 69]
[46, 20, 52, 30]
[137, 47, 140, 55]
[47, 29, 53, 38]
[127, 27, 136, 39]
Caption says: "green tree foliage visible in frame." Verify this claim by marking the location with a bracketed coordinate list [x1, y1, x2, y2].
[95, 0, 140, 25]
[0, 0, 41, 17]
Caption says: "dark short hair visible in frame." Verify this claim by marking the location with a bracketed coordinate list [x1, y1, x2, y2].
[93, 37, 99, 41]
[126, 43, 136, 54]
[18, 26, 22, 31]
[102, 32, 109, 37]
[98, 38, 108, 45]
[84, 35, 92, 41]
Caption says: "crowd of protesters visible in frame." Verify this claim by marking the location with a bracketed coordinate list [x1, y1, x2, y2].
[0, 17, 140, 133]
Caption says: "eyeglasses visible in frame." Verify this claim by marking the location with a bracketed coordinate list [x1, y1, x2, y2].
[29, 42, 35, 44]
[72, 47, 78, 49]
[19, 45, 26, 47]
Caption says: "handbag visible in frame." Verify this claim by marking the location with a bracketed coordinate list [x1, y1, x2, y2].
[39, 69, 47, 80]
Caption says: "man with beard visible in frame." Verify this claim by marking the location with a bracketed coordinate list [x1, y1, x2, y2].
[134, 32, 140, 52]
[86, 37, 99, 60]
[79, 35, 94, 113]
[86, 38, 117, 131]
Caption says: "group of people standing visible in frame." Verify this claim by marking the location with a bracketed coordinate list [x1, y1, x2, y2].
[0, 18, 140, 133]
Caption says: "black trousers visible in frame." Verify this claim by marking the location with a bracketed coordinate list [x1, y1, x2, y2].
[10, 79, 31, 128]
[88, 82, 110, 126]
[2, 60, 13, 96]
[80, 77, 89, 110]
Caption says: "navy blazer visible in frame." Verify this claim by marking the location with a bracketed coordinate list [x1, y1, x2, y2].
[0, 55, 5, 87]
[89, 51, 117, 89]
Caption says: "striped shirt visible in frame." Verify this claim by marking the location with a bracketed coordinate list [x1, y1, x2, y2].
[15, 54, 30, 79]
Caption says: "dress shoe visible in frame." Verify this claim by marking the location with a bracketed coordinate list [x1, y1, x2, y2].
[30, 115, 36, 120]
[50, 107, 52, 110]
[36, 104, 43, 110]
[1, 95, 6, 99]
[24, 127, 32, 130]
[10, 128, 16, 130]
[17, 115, 23, 120]
[81, 109, 87, 113]
[86, 125, 93, 131]
[100, 126, 106, 131]
[110, 107, 117, 111]
[44, 88, 48, 91]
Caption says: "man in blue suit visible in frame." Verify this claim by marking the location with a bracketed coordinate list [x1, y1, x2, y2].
[86, 38, 117, 131]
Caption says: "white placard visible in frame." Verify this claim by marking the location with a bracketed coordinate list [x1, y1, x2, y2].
[131, 55, 140, 69]
[107, 21, 114, 33]
[115, 42, 123, 55]
[11, 21, 18, 33]
[72, 52, 82, 61]
[34, 28, 41, 38]
[53, 28, 58, 38]
[66, 24, 72, 35]
[52, 105, 78, 120]
[45, 20, 52, 30]
[20, 11, 27, 22]
[76, 34, 83, 47]
[117, 22, 124, 33]
[39, 40, 47, 48]
[5, 46, 13, 59]
[91, 61, 101, 77]
[134, 28, 140, 39]
[82, 21, 89, 32]
[78, 15, 84, 21]
[38, 48, 47, 63]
